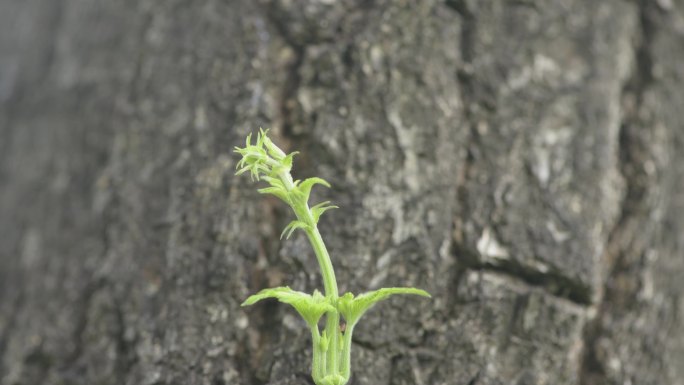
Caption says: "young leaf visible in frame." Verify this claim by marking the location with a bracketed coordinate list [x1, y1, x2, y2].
[235, 166, 251, 176]
[256, 128, 268, 147]
[280, 219, 310, 239]
[311, 201, 339, 224]
[337, 287, 430, 326]
[261, 176, 286, 189]
[319, 330, 330, 352]
[263, 136, 287, 160]
[242, 287, 335, 327]
[298, 177, 331, 202]
[257, 186, 291, 204]
[281, 151, 299, 170]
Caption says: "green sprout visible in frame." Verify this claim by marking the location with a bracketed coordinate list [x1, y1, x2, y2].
[236, 129, 430, 385]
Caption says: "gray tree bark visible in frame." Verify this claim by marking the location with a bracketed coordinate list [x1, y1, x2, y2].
[1, 1, 683, 384]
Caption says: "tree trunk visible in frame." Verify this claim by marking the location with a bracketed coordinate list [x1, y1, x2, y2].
[1, 1, 683, 384]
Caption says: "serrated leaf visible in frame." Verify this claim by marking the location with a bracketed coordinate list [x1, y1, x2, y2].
[281, 151, 299, 170]
[280, 219, 310, 239]
[242, 287, 335, 327]
[298, 177, 331, 202]
[338, 287, 430, 326]
[311, 201, 338, 224]
[270, 164, 291, 179]
[260, 176, 284, 188]
[257, 186, 290, 204]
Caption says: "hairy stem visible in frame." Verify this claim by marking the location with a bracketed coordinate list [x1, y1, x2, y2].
[277, 169, 339, 297]
[306, 227, 340, 377]
[311, 327, 324, 382]
[306, 228, 339, 298]
[340, 324, 355, 382]
[279, 168, 341, 379]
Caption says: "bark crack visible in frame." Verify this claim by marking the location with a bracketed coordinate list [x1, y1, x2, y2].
[449, 0, 479, 313]
[455, 245, 593, 305]
[450, 0, 597, 308]
[579, 2, 658, 383]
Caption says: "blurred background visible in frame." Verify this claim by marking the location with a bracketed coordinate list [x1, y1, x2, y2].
[1, 1, 683, 384]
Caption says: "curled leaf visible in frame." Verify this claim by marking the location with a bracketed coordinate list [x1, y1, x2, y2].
[298, 177, 331, 202]
[310, 201, 339, 224]
[263, 136, 287, 160]
[257, 186, 291, 204]
[338, 287, 430, 326]
[280, 220, 310, 239]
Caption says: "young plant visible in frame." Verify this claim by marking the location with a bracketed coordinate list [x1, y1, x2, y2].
[235, 129, 430, 385]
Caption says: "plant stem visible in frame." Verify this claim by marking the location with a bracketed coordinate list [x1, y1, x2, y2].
[276, 169, 339, 297]
[306, 227, 340, 377]
[306, 228, 338, 298]
[311, 327, 324, 382]
[279, 169, 341, 380]
[340, 324, 355, 382]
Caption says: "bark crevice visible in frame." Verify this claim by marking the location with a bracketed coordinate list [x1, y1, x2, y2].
[579, 2, 658, 383]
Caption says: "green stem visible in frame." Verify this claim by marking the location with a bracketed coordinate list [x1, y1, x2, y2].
[278, 169, 342, 380]
[340, 324, 355, 382]
[306, 228, 340, 378]
[311, 327, 324, 382]
[306, 228, 338, 298]
[277, 170, 338, 297]
[325, 314, 340, 377]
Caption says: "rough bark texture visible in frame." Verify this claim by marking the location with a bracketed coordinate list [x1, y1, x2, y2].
[1, 1, 683, 384]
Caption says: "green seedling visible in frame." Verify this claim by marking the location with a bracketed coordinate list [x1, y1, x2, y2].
[235, 129, 430, 385]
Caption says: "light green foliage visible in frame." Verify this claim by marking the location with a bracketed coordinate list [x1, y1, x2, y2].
[236, 129, 430, 385]
[243, 287, 334, 328]
[338, 287, 430, 327]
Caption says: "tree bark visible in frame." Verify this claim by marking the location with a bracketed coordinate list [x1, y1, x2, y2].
[1, 1, 683, 384]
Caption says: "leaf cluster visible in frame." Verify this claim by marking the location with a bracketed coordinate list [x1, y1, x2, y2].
[234, 129, 338, 237]
[234, 128, 297, 182]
